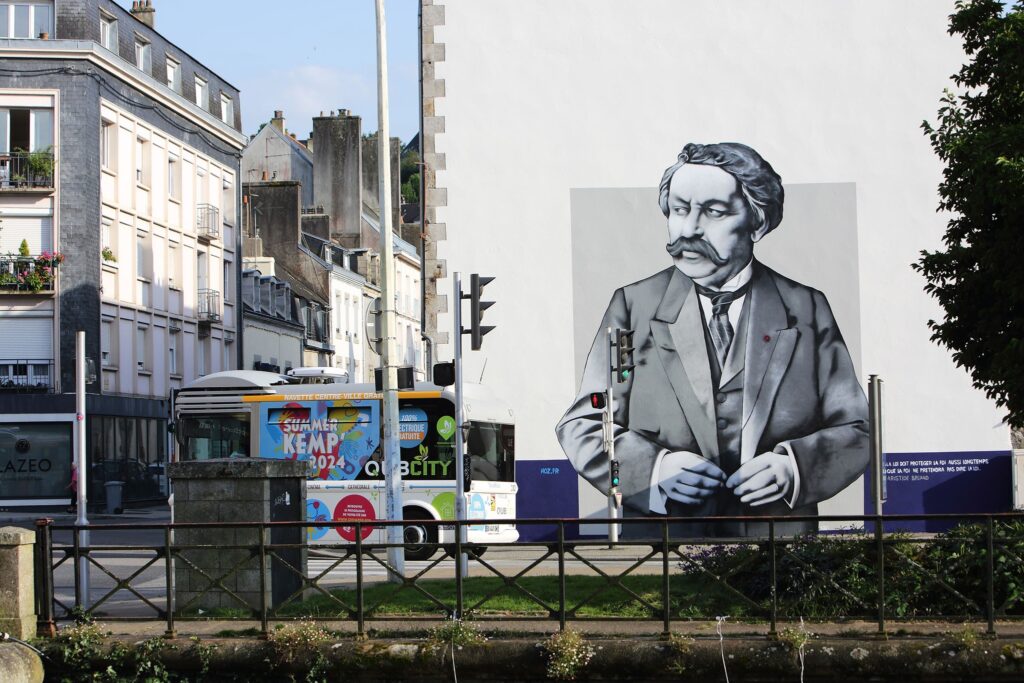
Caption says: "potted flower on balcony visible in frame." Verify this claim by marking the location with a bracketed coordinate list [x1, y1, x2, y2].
[16, 146, 54, 187]
[16, 267, 47, 293]
[36, 250, 65, 268]
[101, 246, 117, 263]
[0, 270, 17, 290]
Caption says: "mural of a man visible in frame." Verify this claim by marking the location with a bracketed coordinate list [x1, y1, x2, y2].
[556, 142, 869, 538]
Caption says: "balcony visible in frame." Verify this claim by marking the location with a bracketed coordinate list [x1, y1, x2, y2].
[0, 149, 55, 191]
[0, 253, 61, 294]
[0, 359, 55, 393]
[197, 288, 221, 324]
[196, 204, 220, 242]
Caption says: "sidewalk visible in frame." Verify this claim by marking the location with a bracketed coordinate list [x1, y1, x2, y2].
[0, 504, 170, 529]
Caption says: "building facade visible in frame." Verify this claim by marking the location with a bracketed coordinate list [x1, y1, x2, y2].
[0, 0, 245, 509]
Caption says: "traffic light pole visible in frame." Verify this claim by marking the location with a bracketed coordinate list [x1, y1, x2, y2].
[605, 327, 619, 544]
[452, 272, 469, 579]
[374, 0, 404, 580]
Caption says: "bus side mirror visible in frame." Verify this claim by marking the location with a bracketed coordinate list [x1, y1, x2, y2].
[433, 362, 455, 387]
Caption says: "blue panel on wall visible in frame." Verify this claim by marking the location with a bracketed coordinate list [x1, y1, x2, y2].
[516, 460, 580, 541]
[864, 451, 1012, 532]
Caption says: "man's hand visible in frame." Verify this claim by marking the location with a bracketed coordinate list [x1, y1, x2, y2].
[726, 453, 794, 506]
[657, 451, 727, 505]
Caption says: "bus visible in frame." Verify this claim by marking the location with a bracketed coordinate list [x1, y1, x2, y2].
[172, 370, 518, 559]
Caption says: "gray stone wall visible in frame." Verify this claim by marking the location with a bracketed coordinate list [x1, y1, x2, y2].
[169, 459, 307, 613]
[421, 0, 448, 344]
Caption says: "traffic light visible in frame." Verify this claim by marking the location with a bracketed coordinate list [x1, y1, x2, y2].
[610, 459, 620, 488]
[589, 392, 606, 409]
[615, 328, 635, 383]
[469, 274, 495, 351]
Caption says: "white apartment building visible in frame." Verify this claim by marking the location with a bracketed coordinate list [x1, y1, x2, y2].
[99, 101, 238, 396]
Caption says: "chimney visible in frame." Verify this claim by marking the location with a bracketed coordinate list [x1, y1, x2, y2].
[312, 111, 362, 242]
[271, 110, 285, 131]
[130, 0, 156, 28]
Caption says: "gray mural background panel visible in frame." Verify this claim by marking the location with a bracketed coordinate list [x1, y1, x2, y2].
[569, 183, 862, 384]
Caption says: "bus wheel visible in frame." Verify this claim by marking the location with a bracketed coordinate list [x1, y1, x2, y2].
[402, 508, 437, 561]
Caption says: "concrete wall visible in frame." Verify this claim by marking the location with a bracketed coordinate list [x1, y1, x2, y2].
[361, 134, 402, 232]
[428, 0, 1011, 520]
[241, 121, 314, 207]
[244, 318, 303, 372]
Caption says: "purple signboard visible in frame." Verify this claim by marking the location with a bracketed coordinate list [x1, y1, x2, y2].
[864, 450, 1012, 532]
[516, 459, 581, 541]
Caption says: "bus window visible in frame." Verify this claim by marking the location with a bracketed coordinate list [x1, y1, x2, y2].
[179, 414, 250, 460]
[468, 421, 514, 482]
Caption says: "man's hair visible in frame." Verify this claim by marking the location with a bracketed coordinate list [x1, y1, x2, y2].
[658, 142, 784, 235]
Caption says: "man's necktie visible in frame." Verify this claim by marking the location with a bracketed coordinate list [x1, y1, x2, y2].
[695, 281, 752, 368]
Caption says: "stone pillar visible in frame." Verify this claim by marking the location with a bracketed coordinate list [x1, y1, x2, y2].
[168, 459, 307, 614]
[0, 527, 36, 640]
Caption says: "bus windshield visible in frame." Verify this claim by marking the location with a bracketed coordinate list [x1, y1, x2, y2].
[178, 414, 250, 460]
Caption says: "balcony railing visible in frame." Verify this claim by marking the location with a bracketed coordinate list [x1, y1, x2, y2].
[0, 359, 54, 392]
[197, 288, 221, 323]
[0, 149, 55, 190]
[196, 204, 220, 241]
[0, 254, 57, 294]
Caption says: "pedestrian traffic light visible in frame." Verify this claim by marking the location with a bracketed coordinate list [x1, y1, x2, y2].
[590, 392, 606, 409]
[610, 459, 620, 488]
[615, 329, 635, 383]
[469, 274, 495, 351]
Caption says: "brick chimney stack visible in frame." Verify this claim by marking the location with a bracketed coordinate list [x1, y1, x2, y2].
[130, 0, 155, 28]
[271, 110, 285, 131]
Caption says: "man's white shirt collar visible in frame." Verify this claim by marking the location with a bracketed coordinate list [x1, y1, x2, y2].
[695, 259, 754, 293]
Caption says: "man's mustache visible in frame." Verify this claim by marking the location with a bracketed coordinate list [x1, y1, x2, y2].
[666, 236, 728, 266]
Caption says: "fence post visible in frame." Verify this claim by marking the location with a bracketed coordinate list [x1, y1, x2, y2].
[355, 523, 364, 637]
[557, 521, 567, 631]
[164, 525, 175, 638]
[72, 525, 82, 610]
[662, 519, 670, 637]
[34, 519, 55, 637]
[875, 515, 885, 636]
[769, 519, 777, 638]
[986, 516, 996, 635]
[258, 523, 269, 638]
[0, 526, 38, 640]
[454, 520, 464, 620]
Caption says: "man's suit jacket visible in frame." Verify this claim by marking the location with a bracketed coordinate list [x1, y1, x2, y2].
[555, 261, 869, 538]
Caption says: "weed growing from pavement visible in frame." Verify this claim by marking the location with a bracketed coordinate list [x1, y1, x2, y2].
[540, 629, 595, 681]
[266, 620, 333, 683]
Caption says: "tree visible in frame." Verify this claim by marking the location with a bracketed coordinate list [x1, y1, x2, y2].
[400, 149, 421, 204]
[915, 0, 1024, 428]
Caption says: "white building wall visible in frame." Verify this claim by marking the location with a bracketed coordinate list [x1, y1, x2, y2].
[99, 100, 238, 396]
[330, 272, 365, 382]
[432, 1, 1009, 477]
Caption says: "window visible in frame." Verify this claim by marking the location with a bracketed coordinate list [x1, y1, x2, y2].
[101, 218, 112, 250]
[134, 37, 151, 74]
[167, 153, 179, 199]
[194, 76, 207, 110]
[167, 241, 180, 288]
[135, 137, 149, 185]
[166, 57, 181, 93]
[219, 93, 233, 125]
[101, 319, 113, 366]
[0, 107, 54, 152]
[136, 326, 148, 371]
[100, 121, 114, 169]
[136, 232, 150, 279]
[168, 331, 179, 376]
[0, 3, 51, 39]
[222, 260, 232, 303]
[100, 12, 117, 51]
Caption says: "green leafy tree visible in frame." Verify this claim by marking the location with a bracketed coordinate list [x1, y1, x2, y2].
[400, 149, 421, 204]
[915, 0, 1024, 428]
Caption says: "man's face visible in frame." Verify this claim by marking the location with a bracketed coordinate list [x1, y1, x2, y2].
[666, 164, 758, 287]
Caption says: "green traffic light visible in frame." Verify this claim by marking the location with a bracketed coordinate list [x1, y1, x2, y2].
[621, 369, 630, 380]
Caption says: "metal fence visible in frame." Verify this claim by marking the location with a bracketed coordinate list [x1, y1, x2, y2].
[34, 513, 1024, 639]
